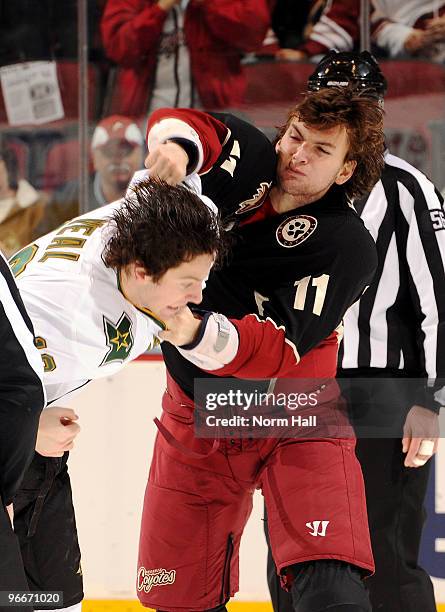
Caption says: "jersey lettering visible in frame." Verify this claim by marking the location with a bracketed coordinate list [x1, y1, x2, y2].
[220, 140, 241, 177]
[34, 218, 108, 264]
[430, 209, 445, 231]
[57, 218, 107, 236]
[293, 274, 330, 317]
[38, 218, 107, 262]
[254, 291, 269, 317]
[34, 336, 57, 372]
[39, 251, 80, 263]
[46, 237, 87, 249]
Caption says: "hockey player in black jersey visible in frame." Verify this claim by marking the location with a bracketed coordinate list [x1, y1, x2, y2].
[137, 87, 386, 612]
[145, 87, 384, 368]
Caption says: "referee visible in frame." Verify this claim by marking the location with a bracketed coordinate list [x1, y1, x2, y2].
[266, 52, 443, 612]
[0, 250, 45, 605]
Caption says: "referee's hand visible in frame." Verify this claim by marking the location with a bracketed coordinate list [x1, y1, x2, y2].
[402, 405, 439, 468]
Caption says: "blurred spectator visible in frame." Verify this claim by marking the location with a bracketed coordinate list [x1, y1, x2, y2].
[39, 116, 144, 234]
[0, 0, 104, 65]
[371, 0, 445, 62]
[270, 0, 313, 50]
[100, 0, 270, 116]
[0, 146, 46, 258]
[276, 0, 360, 62]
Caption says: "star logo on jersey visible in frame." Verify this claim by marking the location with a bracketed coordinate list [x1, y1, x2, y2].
[101, 313, 134, 366]
[276, 215, 317, 248]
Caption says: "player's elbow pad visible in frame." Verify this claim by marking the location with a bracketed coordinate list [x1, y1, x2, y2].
[178, 312, 239, 371]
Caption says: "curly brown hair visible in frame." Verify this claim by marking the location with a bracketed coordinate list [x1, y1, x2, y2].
[102, 178, 227, 281]
[277, 85, 385, 200]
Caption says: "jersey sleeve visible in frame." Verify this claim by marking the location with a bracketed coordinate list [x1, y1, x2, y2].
[371, 1, 413, 58]
[146, 109, 277, 220]
[391, 158, 445, 412]
[146, 108, 229, 174]
[299, 0, 360, 57]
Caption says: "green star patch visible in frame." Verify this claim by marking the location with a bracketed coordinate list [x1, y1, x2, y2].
[101, 313, 134, 365]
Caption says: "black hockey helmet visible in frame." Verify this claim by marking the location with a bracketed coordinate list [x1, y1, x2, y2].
[307, 50, 387, 101]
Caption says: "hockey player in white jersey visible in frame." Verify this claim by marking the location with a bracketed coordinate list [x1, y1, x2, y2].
[8, 178, 225, 612]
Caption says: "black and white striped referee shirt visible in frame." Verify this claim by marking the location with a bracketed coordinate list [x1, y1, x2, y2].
[338, 152, 445, 411]
[0, 251, 45, 505]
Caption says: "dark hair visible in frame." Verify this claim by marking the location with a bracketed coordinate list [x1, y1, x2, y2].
[103, 178, 227, 281]
[277, 86, 385, 200]
[0, 145, 19, 190]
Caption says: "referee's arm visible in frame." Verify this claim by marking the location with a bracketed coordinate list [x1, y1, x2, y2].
[390, 155, 445, 464]
[400, 166, 445, 410]
[0, 252, 46, 506]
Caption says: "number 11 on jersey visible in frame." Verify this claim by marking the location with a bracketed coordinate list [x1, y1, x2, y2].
[293, 274, 330, 316]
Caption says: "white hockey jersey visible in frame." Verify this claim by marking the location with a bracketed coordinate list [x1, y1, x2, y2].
[10, 201, 164, 404]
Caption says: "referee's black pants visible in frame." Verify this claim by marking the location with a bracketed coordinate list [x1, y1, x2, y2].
[13, 452, 83, 610]
[265, 373, 436, 612]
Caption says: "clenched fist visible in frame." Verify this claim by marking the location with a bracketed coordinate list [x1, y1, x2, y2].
[36, 407, 81, 457]
[160, 306, 202, 346]
[145, 142, 189, 185]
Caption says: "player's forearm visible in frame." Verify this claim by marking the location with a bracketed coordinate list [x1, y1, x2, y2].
[173, 311, 298, 376]
[406, 188, 445, 402]
[177, 312, 339, 379]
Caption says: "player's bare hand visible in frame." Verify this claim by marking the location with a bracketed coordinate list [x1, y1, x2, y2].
[36, 407, 81, 458]
[144, 142, 188, 185]
[160, 306, 202, 346]
[402, 405, 439, 468]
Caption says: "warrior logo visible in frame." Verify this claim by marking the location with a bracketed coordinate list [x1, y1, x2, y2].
[276, 215, 317, 248]
[306, 520, 330, 537]
[137, 567, 177, 593]
[236, 182, 271, 215]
